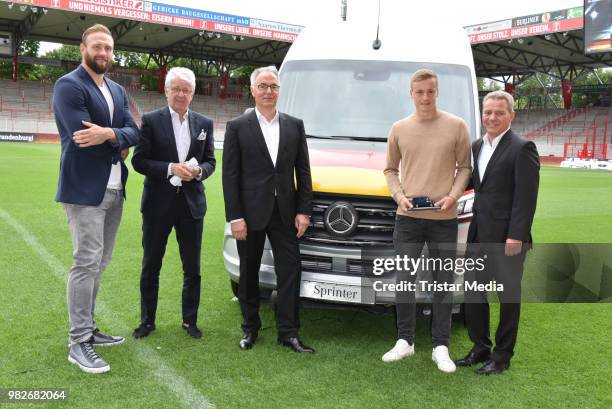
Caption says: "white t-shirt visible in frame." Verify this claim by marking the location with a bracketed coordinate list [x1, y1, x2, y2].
[99, 81, 122, 190]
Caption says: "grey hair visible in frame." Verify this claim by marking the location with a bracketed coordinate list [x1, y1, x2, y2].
[483, 90, 515, 113]
[165, 67, 196, 92]
[250, 65, 279, 86]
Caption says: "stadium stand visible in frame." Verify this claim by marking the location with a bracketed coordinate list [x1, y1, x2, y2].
[2, 78, 609, 159]
[0, 79, 58, 134]
[127, 89, 252, 142]
[514, 107, 612, 158]
[0, 79, 252, 142]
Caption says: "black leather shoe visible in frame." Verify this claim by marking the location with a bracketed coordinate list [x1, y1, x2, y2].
[476, 360, 510, 375]
[454, 350, 491, 367]
[278, 337, 315, 353]
[239, 332, 258, 350]
[133, 323, 156, 339]
[182, 323, 202, 339]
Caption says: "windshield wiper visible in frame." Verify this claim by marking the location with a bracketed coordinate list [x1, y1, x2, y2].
[306, 134, 386, 142]
[305, 134, 337, 139]
[352, 136, 387, 142]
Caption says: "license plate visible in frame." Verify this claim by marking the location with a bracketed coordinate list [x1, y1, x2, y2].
[300, 281, 373, 304]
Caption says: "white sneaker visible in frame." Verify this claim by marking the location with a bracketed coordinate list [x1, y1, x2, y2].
[382, 339, 414, 362]
[432, 346, 456, 373]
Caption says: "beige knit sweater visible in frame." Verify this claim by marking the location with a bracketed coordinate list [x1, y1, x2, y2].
[384, 110, 472, 220]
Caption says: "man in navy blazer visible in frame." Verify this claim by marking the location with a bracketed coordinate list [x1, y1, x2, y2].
[132, 67, 215, 340]
[53, 24, 139, 374]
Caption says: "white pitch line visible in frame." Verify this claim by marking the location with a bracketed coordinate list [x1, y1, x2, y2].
[0, 207, 215, 409]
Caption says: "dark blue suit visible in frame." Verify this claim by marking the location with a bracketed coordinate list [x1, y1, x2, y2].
[53, 65, 140, 205]
[132, 107, 215, 219]
[131, 106, 216, 327]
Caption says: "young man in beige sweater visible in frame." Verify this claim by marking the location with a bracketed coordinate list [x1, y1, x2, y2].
[382, 68, 472, 373]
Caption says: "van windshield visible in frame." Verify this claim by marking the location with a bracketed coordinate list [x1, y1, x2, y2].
[278, 60, 477, 140]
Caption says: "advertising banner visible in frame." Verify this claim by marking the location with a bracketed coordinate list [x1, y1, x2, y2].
[467, 6, 584, 44]
[0, 132, 59, 143]
[2, 0, 302, 42]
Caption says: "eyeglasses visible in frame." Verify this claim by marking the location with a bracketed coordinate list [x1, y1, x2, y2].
[256, 83, 280, 92]
[169, 87, 193, 95]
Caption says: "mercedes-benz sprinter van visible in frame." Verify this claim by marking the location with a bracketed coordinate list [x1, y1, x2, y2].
[224, 14, 479, 310]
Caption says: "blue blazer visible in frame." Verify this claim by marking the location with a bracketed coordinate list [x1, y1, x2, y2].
[53, 65, 140, 206]
[132, 107, 216, 219]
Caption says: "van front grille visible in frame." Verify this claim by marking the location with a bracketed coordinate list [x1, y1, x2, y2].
[303, 193, 396, 246]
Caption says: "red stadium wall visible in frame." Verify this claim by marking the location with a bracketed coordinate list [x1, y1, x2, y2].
[540, 156, 563, 166]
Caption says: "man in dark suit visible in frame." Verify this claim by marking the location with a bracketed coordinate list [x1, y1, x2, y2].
[53, 24, 140, 374]
[455, 90, 539, 375]
[222, 66, 314, 352]
[132, 67, 215, 340]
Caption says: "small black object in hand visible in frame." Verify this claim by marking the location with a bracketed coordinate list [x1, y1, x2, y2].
[412, 196, 436, 208]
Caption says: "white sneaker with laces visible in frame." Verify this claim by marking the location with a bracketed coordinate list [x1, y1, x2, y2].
[432, 345, 456, 373]
[382, 339, 414, 362]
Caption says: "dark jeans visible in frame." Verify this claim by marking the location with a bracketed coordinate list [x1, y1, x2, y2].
[393, 215, 458, 348]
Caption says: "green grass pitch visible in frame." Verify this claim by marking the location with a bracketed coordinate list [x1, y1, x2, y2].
[0, 143, 610, 409]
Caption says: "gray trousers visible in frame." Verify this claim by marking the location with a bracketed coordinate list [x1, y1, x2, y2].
[62, 189, 123, 343]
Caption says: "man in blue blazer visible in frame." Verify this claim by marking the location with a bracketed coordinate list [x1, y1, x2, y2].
[53, 24, 139, 374]
[131, 67, 215, 340]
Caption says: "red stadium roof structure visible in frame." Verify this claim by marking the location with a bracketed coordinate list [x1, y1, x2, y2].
[466, 6, 612, 82]
[0, 0, 301, 68]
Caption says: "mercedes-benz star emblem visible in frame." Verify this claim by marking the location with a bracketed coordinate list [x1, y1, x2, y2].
[324, 202, 358, 237]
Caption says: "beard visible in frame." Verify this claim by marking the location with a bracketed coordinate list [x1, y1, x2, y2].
[84, 51, 111, 74]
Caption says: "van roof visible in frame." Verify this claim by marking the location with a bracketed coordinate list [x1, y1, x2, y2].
[284, 19, 475, 68]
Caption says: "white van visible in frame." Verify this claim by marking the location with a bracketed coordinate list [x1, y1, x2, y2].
[224, 13, 479, 311]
